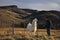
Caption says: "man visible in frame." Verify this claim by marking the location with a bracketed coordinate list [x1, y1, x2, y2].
[45, 17, 51, 36]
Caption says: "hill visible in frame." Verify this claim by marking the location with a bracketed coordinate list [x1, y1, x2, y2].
[21, 9, 60, 29]
[0, 5, 60, 29]
[0, 5, 27, 27]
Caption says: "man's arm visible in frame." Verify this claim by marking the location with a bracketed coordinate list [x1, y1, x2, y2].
[50, 20, 53, 28]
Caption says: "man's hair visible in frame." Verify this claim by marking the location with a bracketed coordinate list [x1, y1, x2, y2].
[45, 17, 49, 20]
[46, 16, 49, 18]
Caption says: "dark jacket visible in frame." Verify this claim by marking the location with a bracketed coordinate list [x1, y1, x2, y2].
[46, 20, 50, 29]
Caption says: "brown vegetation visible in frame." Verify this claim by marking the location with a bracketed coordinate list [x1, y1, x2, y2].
[0, 28, 60, 36]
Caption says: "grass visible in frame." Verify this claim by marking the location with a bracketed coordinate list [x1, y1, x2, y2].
[0, 34, 60, 40]
[0, 28, 60, 40]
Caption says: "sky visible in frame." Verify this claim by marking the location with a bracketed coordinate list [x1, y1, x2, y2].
[0, 0, 60, 11]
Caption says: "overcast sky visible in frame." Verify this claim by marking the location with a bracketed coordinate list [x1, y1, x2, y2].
[0, 0, 60, 11]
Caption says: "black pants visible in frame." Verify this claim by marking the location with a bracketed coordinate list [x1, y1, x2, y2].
[46, 26, 50, 36]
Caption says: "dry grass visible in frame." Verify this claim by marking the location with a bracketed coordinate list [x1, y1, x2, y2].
[0, 28, 60, 35]
[0, 28, 60, 40]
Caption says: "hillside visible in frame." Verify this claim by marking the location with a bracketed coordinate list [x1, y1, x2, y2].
[22, 9, 60, 29]
[0, 5, 60, 29]
[0, 10, 24, 27]
[0, 5, 27, 27]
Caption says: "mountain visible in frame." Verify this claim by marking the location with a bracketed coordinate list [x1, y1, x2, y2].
[0, 5, 60, 29]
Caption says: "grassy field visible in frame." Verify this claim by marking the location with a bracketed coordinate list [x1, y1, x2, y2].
[0, 28, 60, 40]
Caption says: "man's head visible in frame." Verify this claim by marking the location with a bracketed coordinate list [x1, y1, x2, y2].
[45, 17, 49, 20]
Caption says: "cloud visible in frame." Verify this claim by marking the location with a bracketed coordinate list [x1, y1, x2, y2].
[0, 0, 22, 6]
[52, 0, 60, 3]
[0, 0, 60, 11]
[26, 2, 60, 11]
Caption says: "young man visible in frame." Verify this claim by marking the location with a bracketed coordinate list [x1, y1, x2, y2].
[45, 17, 51, 36]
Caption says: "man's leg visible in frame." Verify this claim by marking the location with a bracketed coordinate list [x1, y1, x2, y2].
[48, 28, 50, 36]
[47, 27, 50, 36]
